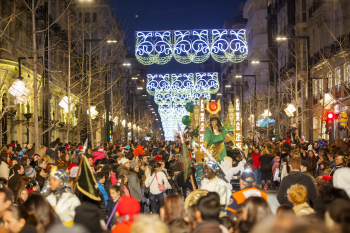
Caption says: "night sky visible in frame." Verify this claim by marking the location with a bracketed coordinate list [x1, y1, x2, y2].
[109, 0, 246, 74]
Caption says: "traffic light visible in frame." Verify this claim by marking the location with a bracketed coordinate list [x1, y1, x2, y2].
[325, 112, 334, 134]
[108, 121, 113, 142]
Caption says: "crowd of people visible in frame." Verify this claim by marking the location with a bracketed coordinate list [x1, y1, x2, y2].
[0, 136, 348, 233]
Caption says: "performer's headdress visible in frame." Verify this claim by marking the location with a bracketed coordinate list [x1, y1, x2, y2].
[206, 160, 228, 182]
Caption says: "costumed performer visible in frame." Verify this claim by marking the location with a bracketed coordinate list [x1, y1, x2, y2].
[201, 160, 232, 206]
[204, 116, 227, 163]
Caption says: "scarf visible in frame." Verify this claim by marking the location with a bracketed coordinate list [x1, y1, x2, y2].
[41, 168, 71, 202]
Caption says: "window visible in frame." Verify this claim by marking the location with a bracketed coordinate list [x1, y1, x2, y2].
[302, 0, 306, 11]
[327, 72, 332, 92]
[93, 12, 97, 22]
[335, 68, 341, 91]
[345, 64, 350, 86]
[302, 13, 306, 22]
[85, 12, 90, 23]
[313, 117, 319, 129]
[313, 79, 318, 98]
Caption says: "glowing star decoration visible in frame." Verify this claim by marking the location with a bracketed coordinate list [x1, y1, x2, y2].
[8, 79, 32, 104]
[147, 72, 219, 140]
[234, 96, 242, 150]
[136, 29, 247, 65]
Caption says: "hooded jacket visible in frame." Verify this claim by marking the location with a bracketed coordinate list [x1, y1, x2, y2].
[93, 149, 106, 164]
[133, 145, 146, 156]
[277, 171, 317, 207]
[250, 153, 261, 169]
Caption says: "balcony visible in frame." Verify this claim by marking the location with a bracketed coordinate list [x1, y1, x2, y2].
[309, 0, 331, 19]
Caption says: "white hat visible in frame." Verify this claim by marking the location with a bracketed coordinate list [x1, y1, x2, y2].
[118, 157, 129, 165]
[333, 167, 350, 198]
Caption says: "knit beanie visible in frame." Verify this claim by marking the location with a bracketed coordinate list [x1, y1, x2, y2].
[118, 157, 129, 165]
[24, 167, 36, 178]
[130, 162, 139, 170]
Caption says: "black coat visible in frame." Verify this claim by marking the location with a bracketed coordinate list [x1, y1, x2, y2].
[8, 174, 22, 191]
[106, 198, 117, 229]
[46, 148, 58, 163]
[277, 171, 318, 207]
[259, 155, 273, 171]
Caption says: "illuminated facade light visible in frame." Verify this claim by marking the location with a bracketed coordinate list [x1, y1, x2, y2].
[8, 79, 32, 104]
[217, 93, 222, 96]
[87, 106, 98, 119]
[59, 96, 75, 113]
[128, 122, 131, 128]
[137, 87, 143, 90]
[113, 116, 118, 125]
[107, 40, 117, 43]
[276, 36, 287, 41]
[261, 110, 272, 118]
[147, 72, 219, 140]
[122, 119, 126, 127]
[135, 29, 248, 65]
[123, 63, 131, 66]
[225, 85, 231, 88]
[320, 93, 335, 109]
[131, 77, 138, 80]
[251, 60, 260, 64]
[235, 75, 242, 78]
[142, 94, 147, 97]
[284, 104, 296, 117]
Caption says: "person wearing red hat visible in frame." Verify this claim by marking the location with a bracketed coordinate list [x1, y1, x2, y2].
[112, 195, 141, 233]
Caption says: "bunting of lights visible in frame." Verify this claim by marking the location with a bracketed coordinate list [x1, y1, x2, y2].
[147, 72, 219, 140]
[136, 29, 247, 65]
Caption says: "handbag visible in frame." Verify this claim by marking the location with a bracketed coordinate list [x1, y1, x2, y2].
[155, 173, 166, 192]
[144, 176, 156, 198]
[273, 167, 280, 181]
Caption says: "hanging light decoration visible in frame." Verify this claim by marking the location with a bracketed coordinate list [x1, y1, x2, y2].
[8, 79, 31, 104]
[122, 119, 126, 127]
[319, 93, 335, 109]
[261, 110, 272, 118]
[128, 122, 131, 129]
[59, 96, 75, 113]
[102, 113, 112, 120]
[87, 106, 98, 119]
[284, 104, 296, 117]
[113, 116, 118, 125]
[147, 72, 219, 140]
[135, 29, 248, 65]
[133, 124, 136, 130]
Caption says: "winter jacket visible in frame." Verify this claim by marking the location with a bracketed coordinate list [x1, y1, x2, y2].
[110, 173, 117, 185]
[293, 202, 315, 217]
[145, 170, 170, 195]
[75, 188, 106, 220]
[97, 181, 108, 206]
[106, 197, 119, 229]
[127, 172, 142, 202]
[277, 171, 318, 207]
[193, 221, 229, 233]
[46, 148, 59, 163]
[112, 220, 133, 233]
[0, 161, 9, 180]
[93, 151, 105, 164]
[46, 191, 81, 224]
[316, 167, 332, 188]
[300, 152, 308, 161]
[272, 156, 280, 178]
[250, 153, 261, 169]
[8, 174, 22, 191]
[117, 165, 129, 177]
[259, 154, 273, 171]
[330, 164, 344, 176]
[170, 162, 182, 177]
[302, 171, 318, 192]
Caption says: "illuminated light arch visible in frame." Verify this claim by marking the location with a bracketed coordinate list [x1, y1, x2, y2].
[147, 72, 219, 140]
[136, 29, 247, 65]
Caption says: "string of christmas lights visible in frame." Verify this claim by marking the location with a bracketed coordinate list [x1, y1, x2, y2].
[136, 29, 247, 65]
[147, 72, 219, 140]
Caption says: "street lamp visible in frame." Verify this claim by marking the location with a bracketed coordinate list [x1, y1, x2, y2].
[225, 85, 231, 88]
[251, 60, 260, 64]
[276, 35, 312, 140]
[123, 63, 131, 66]
[137, 87, 143, 90]
[107, 40, 117, 43]
[217, 93, 222, 96]
[131, 77, 138, 80]
[235, 75, 242, 78]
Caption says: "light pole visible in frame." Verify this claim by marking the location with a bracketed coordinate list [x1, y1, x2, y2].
[276, 36, 312, 142]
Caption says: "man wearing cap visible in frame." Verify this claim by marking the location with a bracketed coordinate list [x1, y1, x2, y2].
[226, 171, 267, 216]
[300, 160, 318, 191]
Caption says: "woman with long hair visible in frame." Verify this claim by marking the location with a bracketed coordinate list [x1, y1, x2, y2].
[316, 160, 332, 190]
[160, 195, 184, 224]
[3, 204, 39, 233]
[307, 150, 317, 176]
[145, 162, 168, 214]
[23, 193, 61, 233]
[13, 176, 30, 200]
[237, 197, 272, 233]
[259, 149, 273, 189]
[16, 187, 28, 204]
[37, 146, 47, 158]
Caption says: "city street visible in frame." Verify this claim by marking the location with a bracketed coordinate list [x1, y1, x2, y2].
[266, 190, 279, 214]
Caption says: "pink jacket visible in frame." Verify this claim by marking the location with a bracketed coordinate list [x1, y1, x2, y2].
[93, 150, 105, 164]
[272, 156, 280, 177]
[111, 173, 117, 185]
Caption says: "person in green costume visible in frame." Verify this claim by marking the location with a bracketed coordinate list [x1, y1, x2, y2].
[204, 116, 227, 162]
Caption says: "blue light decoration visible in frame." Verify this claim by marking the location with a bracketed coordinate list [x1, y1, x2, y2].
[257, 118, 275, 128]
[136, 29, 248, 65]
[147, 72, 219, 140]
